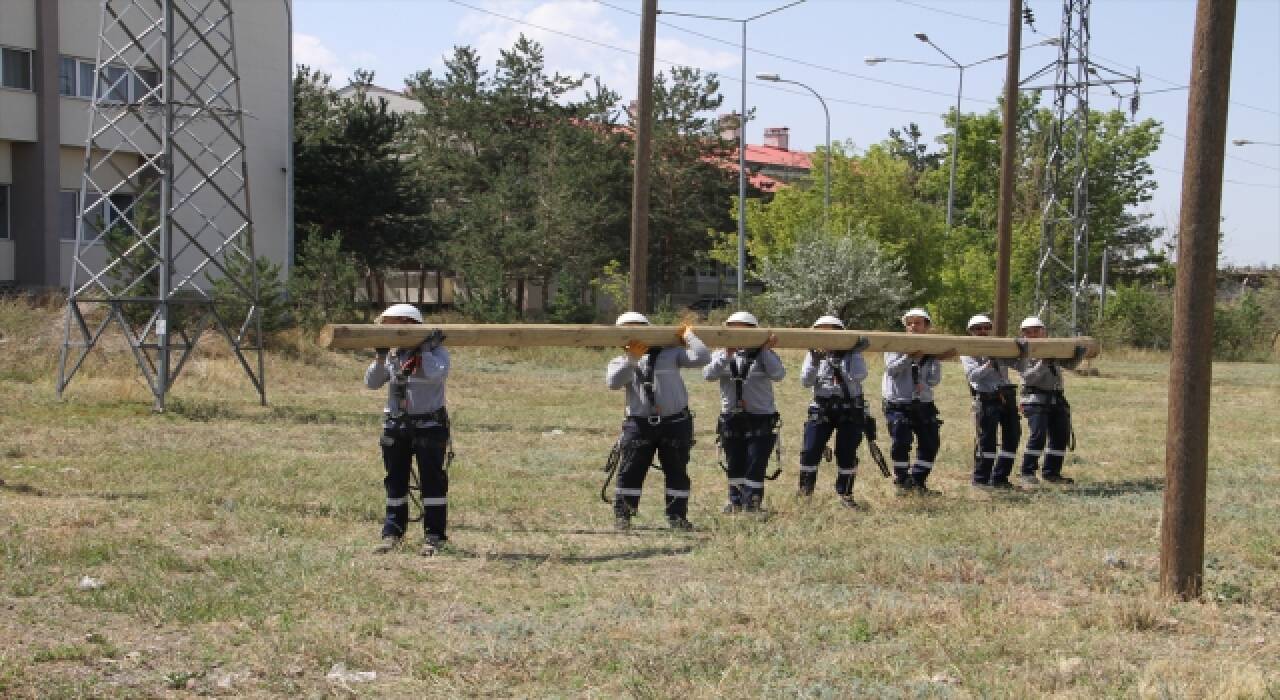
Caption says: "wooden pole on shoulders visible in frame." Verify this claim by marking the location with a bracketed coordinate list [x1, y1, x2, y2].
[319, 323, 1099, 360]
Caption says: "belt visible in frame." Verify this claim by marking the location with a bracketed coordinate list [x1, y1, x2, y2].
[386, 407, 448, 428]
[630, 407, 692, 426]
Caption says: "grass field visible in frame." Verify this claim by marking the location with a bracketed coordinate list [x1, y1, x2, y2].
[2, 298, 1278, 698]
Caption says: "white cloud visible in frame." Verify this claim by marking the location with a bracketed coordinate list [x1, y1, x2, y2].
[454, 1, 737, 102]
[293, 32, 349, 81]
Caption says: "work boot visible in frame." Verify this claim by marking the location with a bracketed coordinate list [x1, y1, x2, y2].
[990, 479, 1016, 491]
[909, 475, 941, 497]
[373, 534, 401, 554]
[667, 515, 695, 531]
[420, 534, 444, 557]
[614, 514, 632, 531]
[1042, 473, 1075, 485]
[839, 494, 864, 510]
[1019, 472, 1040, 487]
[722, 501, 742, 514]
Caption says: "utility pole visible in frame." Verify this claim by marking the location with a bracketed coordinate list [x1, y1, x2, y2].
[628, 0, 658, 312]
[993, 0, 1021, 336]
[1161, 0, 1236, 601]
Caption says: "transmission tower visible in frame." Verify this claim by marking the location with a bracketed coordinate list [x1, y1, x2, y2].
[57, 0, 265, 411]
[1021, 0, 1140, 335]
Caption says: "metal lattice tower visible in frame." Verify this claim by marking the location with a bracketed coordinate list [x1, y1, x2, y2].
[1021, 0, 1140, 335]
[57, 0, 264, 411]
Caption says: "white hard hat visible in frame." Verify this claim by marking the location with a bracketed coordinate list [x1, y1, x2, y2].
[379, 303, 423, 324]
[725, 311, 758, 327]
[1020, 316, 1046, 330]
[615, 311, 651, 326]
[967, 314, 993, 329]
[811, 315, 845, 329]
[901, 308, 932, 325]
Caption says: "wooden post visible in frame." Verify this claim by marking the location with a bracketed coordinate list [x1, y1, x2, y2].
[319, 323, 1099, 359]
[1161, 0, 1236, 600]
[628, 0, 658, 313]
[993, 0, 1021, 336]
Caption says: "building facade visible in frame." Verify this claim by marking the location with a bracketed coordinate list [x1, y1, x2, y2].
[0, 0, 290, 290]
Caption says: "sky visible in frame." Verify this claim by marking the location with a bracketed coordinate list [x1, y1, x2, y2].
[293, 0, 1280, 267]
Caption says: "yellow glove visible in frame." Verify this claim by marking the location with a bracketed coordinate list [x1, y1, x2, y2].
[625, 339, 649, 358]
[677, 323, 693, 345]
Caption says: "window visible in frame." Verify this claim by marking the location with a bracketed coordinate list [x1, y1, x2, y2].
[78, 60, 94, 98]
[0, 185, 10, 240]
[58, 191, 79, 241]
[59, 57, 76, 96]
[100, 65, 128, 103]
[1, 47, 34, 90]
[60, 56, 160, 103]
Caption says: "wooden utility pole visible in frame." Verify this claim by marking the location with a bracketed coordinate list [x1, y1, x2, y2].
[320, 323, 1101, 358]
[992, 0, 1021, 336]
[1161, 0, 1236, 600]
[628, 0, 658, 313]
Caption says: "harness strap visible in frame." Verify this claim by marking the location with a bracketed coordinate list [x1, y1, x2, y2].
[728, 349, 760, 411]
[828, 351, 854, 400]
[638, 346, 664, 415]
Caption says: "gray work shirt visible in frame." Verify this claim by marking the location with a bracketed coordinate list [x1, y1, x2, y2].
[1017, 353, 1083, 404]
[365, 343, 449, 417]
[881, 352, 942, 403]
[606, 334, 711, 417]
[960, 355, 1017, 394]
[800, 351, 868, 400]
[703, 348, 786, 414]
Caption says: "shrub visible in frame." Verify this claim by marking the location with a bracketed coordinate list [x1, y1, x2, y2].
[286, 228, 361, 331]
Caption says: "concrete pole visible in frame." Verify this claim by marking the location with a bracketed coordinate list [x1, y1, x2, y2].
[737, 21, 747, 301]
[993, 0, 1021, 336]
[945, 67, 962, 234]
[1160, 0, 1236, 601]
[628, 0, 658, 312]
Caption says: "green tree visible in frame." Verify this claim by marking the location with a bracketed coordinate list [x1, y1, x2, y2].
[293, 67, 434, 298]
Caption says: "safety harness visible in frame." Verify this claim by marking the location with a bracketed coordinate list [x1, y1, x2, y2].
[715, 347, 784, 485]
[386, 348, 455, 523]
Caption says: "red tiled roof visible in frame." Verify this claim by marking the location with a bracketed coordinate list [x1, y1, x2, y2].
[742, 144, 812, 170]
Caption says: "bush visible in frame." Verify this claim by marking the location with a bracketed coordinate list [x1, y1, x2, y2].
[1214, 292, 1267, 361]
[546, 269, 595, 324]
[209, 253, 290, 335]
[456, 257, 515, 323]
[286, 228, 361, 331]
[756, 230, 913, 330]
[1098, 283, 1173, 350]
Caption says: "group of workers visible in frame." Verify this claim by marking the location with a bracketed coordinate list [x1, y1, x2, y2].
[363, 303, 1087, 555]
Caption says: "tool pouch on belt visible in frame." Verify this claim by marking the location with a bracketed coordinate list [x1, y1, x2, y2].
[808, 396, 864, 425]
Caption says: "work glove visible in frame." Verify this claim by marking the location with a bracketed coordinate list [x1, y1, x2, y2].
[808, 349, 827, 362]
[423, 329, 446, 352]
[375, 347, 390, 357]
[1072, 344, 1088, 363]
[1014, 338, 1030, 360]
[677, 323, 694, 345]
[625, 339, 649, 358]
[851, 335, 870, 353]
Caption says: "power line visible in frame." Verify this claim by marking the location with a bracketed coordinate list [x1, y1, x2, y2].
[1163, 132, 1280, 173]
[593, 0, 989, 105]
[448, 0, 942, 118]
[894, 0, 1004, 27]
[1153, 164, 1279, 188]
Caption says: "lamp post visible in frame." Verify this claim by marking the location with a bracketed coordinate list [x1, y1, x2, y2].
[755, 72, 830, 230]
[866, 36, 1058, 235]
[658, 0, 805, 302]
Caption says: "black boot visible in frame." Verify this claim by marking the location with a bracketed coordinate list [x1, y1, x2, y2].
[798, 470, 816, 496]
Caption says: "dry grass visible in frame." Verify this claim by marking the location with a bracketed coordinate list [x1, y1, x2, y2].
[2, 296, 1278, 698]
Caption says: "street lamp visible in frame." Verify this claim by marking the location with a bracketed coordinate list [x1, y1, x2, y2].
[866, 36, 1058, 234]
[755, 72, 830, 230]
[658, 0, 805, 302]
[1232, 139, 1280, 146]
